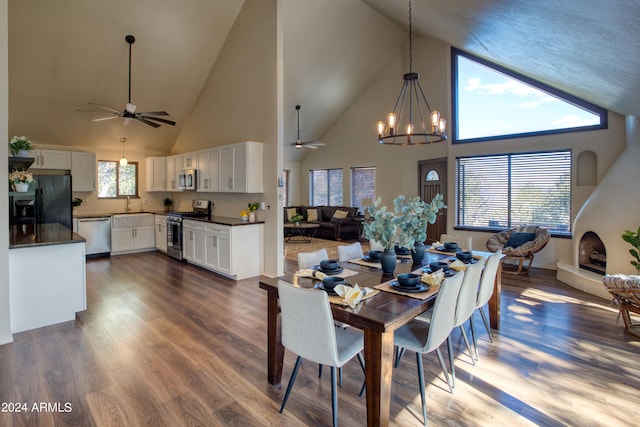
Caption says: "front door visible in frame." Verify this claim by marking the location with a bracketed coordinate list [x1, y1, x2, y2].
[418, 158, 447, 244]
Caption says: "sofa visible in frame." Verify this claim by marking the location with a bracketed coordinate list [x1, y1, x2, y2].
[284, 205, 360, 241]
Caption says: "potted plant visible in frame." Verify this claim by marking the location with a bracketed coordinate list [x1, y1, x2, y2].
[9, 170, 35, 192]
[164, 197, 173, 213]
[9, 136, 34, 157]
[290, 213, 304, 226]
[240, 209, 249, 222]
[622, 227, 640, 274]
[363, 197, 407, 274]
[394, 194, 447, 262]
[247, 201, 260, 222]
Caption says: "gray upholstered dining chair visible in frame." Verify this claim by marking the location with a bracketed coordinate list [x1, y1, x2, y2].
[277, 281, 365, 427]
[392, 271, 464, 425]
[337, 241, 364, 262]
[447, 259, 485, 388]
[470, 250, 502, 355]
[297, 248, 329, 269]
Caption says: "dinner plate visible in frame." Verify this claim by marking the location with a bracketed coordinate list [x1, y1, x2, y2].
[389, 280, 431, 293]
[435, 246, 461, 253]
[450, 257, 479, 264]
[312, 265, 344, 275]
[422, 267, 456, 277]
[314, 282, 350, 295]
[361, 255, 381, 262]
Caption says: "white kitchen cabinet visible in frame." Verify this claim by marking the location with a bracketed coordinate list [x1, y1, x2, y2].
[28, 149, 72, 170]
[111, 214, 155, 254]
[146, 157, 167, 192]
[218, 141, 263, 193]
[165, 154, 181, 192]
[71, 152, 96, 192]
[196, 148, 219, 192]
[155, 214, 167, 252]
[204, 223, 231, 273]
[183, 220, 205, 264]
[181, 152, 196, 169]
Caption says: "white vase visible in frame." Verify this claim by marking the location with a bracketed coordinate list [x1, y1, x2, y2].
[14, 182, 29, 192]
[249, 212, 256, 223]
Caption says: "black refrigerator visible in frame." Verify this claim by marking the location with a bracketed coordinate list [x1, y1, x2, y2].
[10, 173, 73, 230]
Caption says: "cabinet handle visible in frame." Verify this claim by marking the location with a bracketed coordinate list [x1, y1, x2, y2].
[158, 224, 161, 232]
[190, 231, 193, 241]
[228, 178, 233, 189]
[214, 236, 217, 248]
[204, 178, 208, 189]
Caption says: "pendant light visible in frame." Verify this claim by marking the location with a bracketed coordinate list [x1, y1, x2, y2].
[376, 0, 447, 145]
[119, 137, 128, 166]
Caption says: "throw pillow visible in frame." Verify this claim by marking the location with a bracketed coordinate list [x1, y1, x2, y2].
[330, 209, 349, 222]
[286, 207, 298, 222]
[505, 232, 536, 248]
[307, 208, 319, 222]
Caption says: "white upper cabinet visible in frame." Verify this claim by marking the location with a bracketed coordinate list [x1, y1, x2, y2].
[218, 141, 263, 193]
[165, 154, 181, 192]
[181, 152, 196, 170]
[146, 157, 167, 192]
[71, 152, 96, 192]
[196, 148, 219, 192]
[29, 149, 71, 170]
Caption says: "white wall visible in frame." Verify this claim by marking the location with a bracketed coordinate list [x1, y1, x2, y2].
[0, 0, 12, 344]
[299, 33, 627, 271]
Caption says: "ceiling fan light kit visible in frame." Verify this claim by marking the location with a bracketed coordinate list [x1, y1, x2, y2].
[119, 137, 128, 166]
[79, 35, 176, 128]
[376, 0, 446, 146]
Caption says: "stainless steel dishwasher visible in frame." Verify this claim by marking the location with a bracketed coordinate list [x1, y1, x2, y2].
[77, 217, 112, 256]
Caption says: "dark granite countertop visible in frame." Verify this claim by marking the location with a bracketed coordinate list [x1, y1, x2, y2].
[74, 210, 167, 219]
[10, 223, 86, 249]
[186, 215, 265, 226]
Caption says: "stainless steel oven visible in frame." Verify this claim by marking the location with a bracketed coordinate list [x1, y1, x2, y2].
[166, 199, 212, 261]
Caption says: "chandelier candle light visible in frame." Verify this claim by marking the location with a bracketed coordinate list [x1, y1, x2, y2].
[376, 0, 447, 145]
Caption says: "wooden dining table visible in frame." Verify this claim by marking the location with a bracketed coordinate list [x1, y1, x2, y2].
[259, 249, 502, 427]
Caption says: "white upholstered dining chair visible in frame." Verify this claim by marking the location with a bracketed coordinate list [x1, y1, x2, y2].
[277, 281, 364, 427]
[297, 248, 329, 269]
[337, 241, 364, 262]
[470, 250, 502, 353]
[392, 271, 465, 425]
[440, 233, 473, 251]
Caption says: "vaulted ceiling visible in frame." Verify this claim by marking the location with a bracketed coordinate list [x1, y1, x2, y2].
[8, 0, 640, 158]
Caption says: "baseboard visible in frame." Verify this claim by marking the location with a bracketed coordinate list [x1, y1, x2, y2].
[0, 333, 14, 345]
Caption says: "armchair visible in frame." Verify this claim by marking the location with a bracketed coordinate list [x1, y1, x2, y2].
[486, 225, 549, 275]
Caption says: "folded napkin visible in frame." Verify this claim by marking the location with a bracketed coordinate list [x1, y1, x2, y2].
[295, 268, 327, 280]
[448, 260, 468, 271]
[421, 270, 444, 286]
[431, 241, 442, 248]
[334, 284, 373, 308]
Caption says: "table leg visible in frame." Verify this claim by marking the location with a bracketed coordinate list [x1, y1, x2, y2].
[364, 328, 394, 427]
[266, 288, 284, 384]
[488, 259, 503, 330]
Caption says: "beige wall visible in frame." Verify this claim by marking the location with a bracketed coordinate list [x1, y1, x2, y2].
[1, 0, 11, 343]
[299, 33, 627, 271]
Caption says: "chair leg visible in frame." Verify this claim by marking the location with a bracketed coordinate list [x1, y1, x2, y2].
[330, 367, 338, 427]
[357, 353, 366, 397]
[459, 325, 476, 366]
[447, 336, 456, 390]
[479, 306, 494, 343]
[339, 367, 343, 387]
[319, 364, 323, 378]
[280, 356, 302, 413]
[416, 352, 427, 426]
[469, 316, 479, 361]
[395, 347, 406, 368]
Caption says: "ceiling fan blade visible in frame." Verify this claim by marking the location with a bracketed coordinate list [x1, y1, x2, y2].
[141, 115, 176, 126]
[136, 117, 161, 128]
[139, 111, 170, 116]
[92, 116, 119, 122]
[87, 102, 121, 114]
[305, 145, 319, 149]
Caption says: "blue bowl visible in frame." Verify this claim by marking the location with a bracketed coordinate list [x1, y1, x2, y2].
[429, 262, 449, 272]
[320, 259, 339, 271]
[397, 273, 420, 287]
[323, 276, 345, 290]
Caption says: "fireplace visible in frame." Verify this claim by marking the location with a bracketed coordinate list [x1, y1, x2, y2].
[579, 232, 606, 275]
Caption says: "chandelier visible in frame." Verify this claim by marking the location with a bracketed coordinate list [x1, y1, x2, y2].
[376, 0, 447, 145]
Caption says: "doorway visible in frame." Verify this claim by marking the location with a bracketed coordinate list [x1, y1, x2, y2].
[418, 158, 447, 244]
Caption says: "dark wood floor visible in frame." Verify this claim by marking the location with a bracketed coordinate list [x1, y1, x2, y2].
[1, 251, 639, 426]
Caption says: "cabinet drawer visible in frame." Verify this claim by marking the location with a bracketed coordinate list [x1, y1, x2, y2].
[204, 224, 230, 237]
[183, 219, 205, 231]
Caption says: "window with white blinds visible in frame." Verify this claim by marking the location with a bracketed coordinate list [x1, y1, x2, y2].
[456, 150, 571, 234]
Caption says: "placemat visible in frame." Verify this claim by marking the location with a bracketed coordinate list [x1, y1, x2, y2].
[328, 288, 380, 306]
[347, 257, 401, 268]
[375, 279, 440, 300]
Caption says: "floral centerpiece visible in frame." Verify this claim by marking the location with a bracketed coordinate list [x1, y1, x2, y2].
[240, 209, 249, 221]
[9, 170, 35, 191]
[247, 201, 260, 222]
[9, 136, 34, 156]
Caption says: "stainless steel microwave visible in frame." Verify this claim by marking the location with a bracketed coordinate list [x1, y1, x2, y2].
[179, 169, 197, 191]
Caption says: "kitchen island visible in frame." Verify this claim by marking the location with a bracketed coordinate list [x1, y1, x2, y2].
[9, 223, 87, 333]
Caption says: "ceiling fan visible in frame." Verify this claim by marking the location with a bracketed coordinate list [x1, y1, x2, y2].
[78, 35, 176, 128]
[286, 105, 325, 149]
